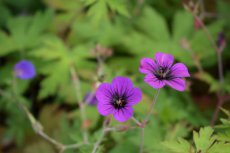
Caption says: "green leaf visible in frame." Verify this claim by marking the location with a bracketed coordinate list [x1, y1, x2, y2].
[163, 138, 194, 153]
[190, 21, 224, 66]
[0, 2, 12, 27]
[208, 142, 230, 153]
[31, 36, 92, 100]
[193, 127, 215, 153]
[39, 61, 70, 99]
[0, 10, 53, 56]
[87, 0, 108, 24]
[107, 0, 130, 17]
[173, 11, 193, 42]
[136, 7, 170, 41]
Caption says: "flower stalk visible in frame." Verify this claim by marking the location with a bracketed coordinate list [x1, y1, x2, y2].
[144, 89, 160, 123]
[3, 77, 87, 153]
[184, 0, 226, 126]
[70, 66, 89, 144]
[91, 116, 111, 153]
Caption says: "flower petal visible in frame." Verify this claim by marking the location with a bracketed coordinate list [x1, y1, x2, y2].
[144, 74, 165, 89]
[139, 58, 157, 74]
[96, 83, 113, 104]
[155, 52, 174, 67]
[113, 107, 133, 122]
[126, 87, 142, 106]
[14, 60, 36, 79]
[165, 78, 186, 91]
[170, 63, 190, 78]
[84, 92, 98, 106]
[111, 76, 133, 96]
[97, 103, 115, 116]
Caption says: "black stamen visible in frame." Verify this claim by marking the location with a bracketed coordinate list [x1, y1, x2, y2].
[111, 93, 127, 109]
[154, 66, 172, 80]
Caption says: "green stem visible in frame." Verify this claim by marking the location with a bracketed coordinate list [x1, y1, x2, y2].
[144, 89, 160, 123]
[70, 66, 89, 144]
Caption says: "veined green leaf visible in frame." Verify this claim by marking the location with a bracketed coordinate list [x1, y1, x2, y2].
[193, 127, 215, 153]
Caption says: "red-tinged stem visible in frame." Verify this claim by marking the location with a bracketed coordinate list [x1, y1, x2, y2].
[217, 52, 224, 85]
[187, 6, 226, 125]
[211, 94, 224, 126]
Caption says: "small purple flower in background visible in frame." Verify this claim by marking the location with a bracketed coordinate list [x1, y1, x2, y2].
[139, 52, 190, 91]
[96, 76, 142, 122]
[84, 92, 98, 106]
[14, 60, 36, 80]
[216, 32, 226, 53]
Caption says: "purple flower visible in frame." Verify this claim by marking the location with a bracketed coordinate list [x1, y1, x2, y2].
[96, 76, 142, 122]
[139, 52, 190, 91]
[84, 92, 98, 106]
[14, 60, 36, 80]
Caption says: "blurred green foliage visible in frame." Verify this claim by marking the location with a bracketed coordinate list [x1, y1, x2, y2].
[0, 0, 230, 153]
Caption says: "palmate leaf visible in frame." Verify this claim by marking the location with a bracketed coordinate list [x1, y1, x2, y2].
[0, 10, 53, 56]
[164, 126, 230, 153]
[38, 61, 70, 99]
[87, 0, 108, 24]
[43, 0, 84, 34]
[190, 21, 224, 66]
[162, 138, 194, 153]
[122, 8, 194, 66]
[122, 7, 224, 69]
[193, 127, 215, 152]
[172, 11, 193, 42]
[135, 7, 170, 42]
[70, 19, 125, 47]
[5, 108, 32, 146]
[216, 109, 230, 142]
[31, 36, 93, 100]
[208, 142, 230, 153]
[86, 0, 130, 24]
[106, 0, 130, 17]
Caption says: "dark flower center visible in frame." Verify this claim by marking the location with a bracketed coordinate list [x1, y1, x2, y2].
[154, 66, 172, 80]
[112, 94, 127, 109]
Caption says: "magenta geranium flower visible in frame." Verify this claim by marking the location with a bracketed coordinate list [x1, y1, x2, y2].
[139, 52, 190, 91]
[96, 76, 142, 122]
[14, 60, 36, 80]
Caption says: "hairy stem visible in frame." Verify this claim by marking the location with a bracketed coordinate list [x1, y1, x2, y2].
[211, 94, 224, 126]
[139, 128, 145, 153]
[185, 45, 204, 73]
[211, 52, 225, 125]
[137, 89, 161, 153]
[186, 6, 226, 125]
[5, 77, 87, 153]
[91, 117, 111, 153]
[217, 52, 224, 85]
[131, 117, 142, 126]
[144, 89, 160, 123]
[91, 129, 106, 153]
[70, 66, 89, 143]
